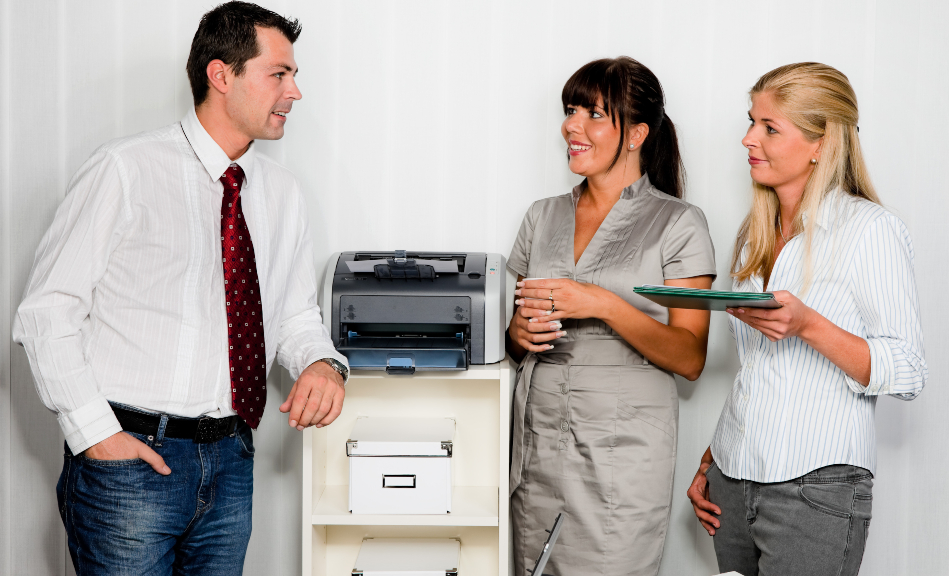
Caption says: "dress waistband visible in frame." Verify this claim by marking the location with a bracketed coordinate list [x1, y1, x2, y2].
[535, 338, 646, 366]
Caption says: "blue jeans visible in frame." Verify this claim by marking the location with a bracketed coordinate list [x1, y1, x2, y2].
[56, 408, 255, 575]
[707, 462, 873, 576]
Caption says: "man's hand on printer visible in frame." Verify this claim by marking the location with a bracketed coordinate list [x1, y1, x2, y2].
[279, 361, 346, 430]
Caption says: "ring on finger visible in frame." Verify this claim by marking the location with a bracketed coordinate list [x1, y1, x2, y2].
[549, 289, 554, 301]
[550, 301, 556, 313]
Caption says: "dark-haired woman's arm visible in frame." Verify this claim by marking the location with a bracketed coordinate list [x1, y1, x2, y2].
[515, 275, 713, 381]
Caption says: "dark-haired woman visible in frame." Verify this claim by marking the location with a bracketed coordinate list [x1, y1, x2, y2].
[507, 57, 717, 575]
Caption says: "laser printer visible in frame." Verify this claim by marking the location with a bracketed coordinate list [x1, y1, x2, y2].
[320, 250, 506, 374]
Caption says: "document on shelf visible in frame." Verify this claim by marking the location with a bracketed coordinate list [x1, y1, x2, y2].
[633, 285, 783, 311]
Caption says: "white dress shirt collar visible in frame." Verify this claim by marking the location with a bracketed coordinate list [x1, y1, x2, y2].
[181, 107, 257, 184]
[799, 188, 845, 232]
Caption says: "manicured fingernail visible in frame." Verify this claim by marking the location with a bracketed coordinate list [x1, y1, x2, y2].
[514, 289, 522, 296]
[161, 466, 171, 475]
[316, 424, 323, 428]
[547, 344, 555, 350]
[528, 318, 537, 323]
[549, 322, 562, 330]
[289, 420, 298, 427]
[515, 299, 524, 306]
[516, 281, 524, 287]
[297, 425, 305, 431]
[557, 331, 566, 337]
[726, 309, 734, 315]
[543, 310, 551, 316]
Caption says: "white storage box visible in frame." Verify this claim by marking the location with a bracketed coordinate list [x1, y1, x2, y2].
[347, 417, 454, 515]
[352, 538, 460, 575]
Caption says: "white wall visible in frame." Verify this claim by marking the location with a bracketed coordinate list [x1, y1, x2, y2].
[2, 1, 947, 574]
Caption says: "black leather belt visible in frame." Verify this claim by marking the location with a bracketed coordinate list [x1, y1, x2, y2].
[112, 405, 240, 444]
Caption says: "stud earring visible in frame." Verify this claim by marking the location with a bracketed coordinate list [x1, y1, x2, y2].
[810, 158, 817, 164]
[629, 144, 635, 150]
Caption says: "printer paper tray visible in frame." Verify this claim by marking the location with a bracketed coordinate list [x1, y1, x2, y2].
[339, 340, 468, 372]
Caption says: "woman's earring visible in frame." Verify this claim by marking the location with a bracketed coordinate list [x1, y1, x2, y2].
[629, 144, 635, 150]
[810, 158, 818, 164]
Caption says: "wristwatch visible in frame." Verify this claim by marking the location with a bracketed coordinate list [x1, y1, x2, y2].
[316, 357, 349, 383]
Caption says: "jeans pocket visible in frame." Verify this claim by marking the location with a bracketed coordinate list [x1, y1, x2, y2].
[798, 483, 855, 519]
[235, 423, 255, 457]
[80, 455, 144, 466]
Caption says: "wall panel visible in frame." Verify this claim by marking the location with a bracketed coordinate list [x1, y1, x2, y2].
[7, 0, 69, 574]
[0, 0, 12, 572]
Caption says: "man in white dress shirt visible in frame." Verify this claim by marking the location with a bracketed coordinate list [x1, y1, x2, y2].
[12, 2, 348, 573]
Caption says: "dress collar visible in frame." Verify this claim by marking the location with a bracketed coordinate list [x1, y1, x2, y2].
[181, 107, 256, 185]
[570, 173, 652, 209]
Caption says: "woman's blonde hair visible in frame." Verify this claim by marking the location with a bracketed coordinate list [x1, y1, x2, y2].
[731, 62, 881, 288]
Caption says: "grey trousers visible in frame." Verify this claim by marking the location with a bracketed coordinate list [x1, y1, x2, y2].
[707, 462, 872, 576]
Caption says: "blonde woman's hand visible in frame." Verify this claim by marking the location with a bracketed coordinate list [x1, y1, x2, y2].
[514, 278, 609, 322]
[686, 447, 720, 536]
[726, 290, 816, 342]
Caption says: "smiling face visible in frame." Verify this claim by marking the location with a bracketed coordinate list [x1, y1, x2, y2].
[225, 26, 302, 142]
[561, 97, 628, 178]
[743, 91, 822, 193]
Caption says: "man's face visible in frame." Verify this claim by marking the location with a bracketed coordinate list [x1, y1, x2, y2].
[226, 26, 301, 142]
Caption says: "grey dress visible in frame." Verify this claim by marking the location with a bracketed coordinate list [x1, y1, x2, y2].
[508, 175, 716, 576]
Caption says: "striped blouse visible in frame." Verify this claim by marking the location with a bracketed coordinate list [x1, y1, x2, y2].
[711, 191, 927, 483]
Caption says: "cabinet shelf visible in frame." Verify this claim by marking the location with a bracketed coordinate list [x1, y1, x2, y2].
[311, 485, 499, 526]
[349, 364, 503, 380]
[303, 359, 515, 575]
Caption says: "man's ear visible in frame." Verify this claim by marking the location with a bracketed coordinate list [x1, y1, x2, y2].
[206, 60, 230, 97]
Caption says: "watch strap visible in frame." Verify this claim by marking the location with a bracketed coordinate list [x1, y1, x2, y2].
[316, 357, 349, 383]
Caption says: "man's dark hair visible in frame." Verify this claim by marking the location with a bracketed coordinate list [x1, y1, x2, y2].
[187, 1, 302, 106]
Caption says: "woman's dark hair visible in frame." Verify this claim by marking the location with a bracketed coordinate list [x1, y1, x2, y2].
[562, 57, 685, 198]
[186, 1, 302, 106]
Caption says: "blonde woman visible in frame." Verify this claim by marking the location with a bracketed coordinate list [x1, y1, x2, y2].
[686, 62, 927, 576]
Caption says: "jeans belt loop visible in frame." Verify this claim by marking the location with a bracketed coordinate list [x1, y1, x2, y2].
[155, 414, 169, 447]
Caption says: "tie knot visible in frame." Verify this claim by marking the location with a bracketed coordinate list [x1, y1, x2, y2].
[221, 165, 245, 197]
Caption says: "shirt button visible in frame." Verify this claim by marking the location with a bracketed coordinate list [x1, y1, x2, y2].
[561, 382, 568, 394]
[561, 421, 569, 433]
[739, 425, 745, 434]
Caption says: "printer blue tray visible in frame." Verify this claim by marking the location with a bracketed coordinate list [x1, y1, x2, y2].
[339, 336, 468, 374]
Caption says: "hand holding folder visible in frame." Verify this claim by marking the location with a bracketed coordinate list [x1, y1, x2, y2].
[633, 285, 783, 311]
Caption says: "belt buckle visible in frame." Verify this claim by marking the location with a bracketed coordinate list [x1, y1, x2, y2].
[194, 417, 223, 444]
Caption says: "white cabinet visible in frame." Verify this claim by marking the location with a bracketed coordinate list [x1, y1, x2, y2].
[302, 361, 515, 575]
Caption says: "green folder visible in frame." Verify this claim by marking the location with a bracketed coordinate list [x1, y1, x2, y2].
[633, 285, 782, 311]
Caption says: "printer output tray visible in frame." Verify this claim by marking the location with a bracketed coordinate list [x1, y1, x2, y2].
[339, 336, 468, 373]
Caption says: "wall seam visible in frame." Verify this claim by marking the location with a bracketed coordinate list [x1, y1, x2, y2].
[58, 1, 67, 572]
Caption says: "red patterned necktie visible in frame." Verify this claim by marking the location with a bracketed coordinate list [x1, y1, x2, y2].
[220, 165, 266, 429]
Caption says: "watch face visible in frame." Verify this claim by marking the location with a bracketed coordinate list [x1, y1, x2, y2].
[321, 358, 348, 379]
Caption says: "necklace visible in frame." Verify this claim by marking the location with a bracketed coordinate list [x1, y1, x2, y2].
[777, 215, 793, 244]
